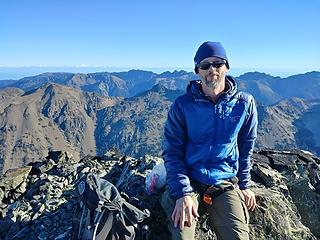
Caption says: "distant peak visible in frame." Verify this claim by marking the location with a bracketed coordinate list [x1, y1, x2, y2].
[285, 71, 320, 79]
[237, 71, 276, 80]
[151, 83, 167, 92]
[115, 69, 156, 76]
[133, 83, 167, 97]
[127, 69, 154, 74]
[157, 70, 189, 78]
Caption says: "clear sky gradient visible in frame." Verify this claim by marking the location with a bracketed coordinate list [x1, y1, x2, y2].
[0, 0, 319, 79]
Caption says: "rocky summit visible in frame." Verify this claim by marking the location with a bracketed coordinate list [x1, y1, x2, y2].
[0, 149, 320, 240]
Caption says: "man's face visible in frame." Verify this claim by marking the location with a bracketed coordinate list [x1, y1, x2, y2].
[197, 57, 228, 89]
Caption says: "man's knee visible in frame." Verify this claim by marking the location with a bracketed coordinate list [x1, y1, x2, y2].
[207, 188, 250, 239]
[215, 226, 249, 240]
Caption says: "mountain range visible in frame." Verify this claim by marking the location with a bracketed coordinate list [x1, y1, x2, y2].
[0, 69, 320, 173]
[237, 71, 320, 105]
[1, 70, 319, 106]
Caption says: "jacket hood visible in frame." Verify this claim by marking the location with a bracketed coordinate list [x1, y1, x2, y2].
[186, 75, 238, 102]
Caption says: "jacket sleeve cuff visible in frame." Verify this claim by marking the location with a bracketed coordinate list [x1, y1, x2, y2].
[172, 191, 194, 201]
[238, 182, 250, 190]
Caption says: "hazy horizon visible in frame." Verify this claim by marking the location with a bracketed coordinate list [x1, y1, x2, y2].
[0, 66, 318, 81]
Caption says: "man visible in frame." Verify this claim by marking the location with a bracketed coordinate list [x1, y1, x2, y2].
[161, 41, 257, 240]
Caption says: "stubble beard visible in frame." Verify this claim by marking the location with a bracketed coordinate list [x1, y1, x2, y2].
[201, 74, 222, 90]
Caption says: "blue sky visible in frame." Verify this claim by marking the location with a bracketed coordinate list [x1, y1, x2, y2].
[0, 0, 319, 79]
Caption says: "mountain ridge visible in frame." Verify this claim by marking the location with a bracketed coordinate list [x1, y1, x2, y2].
[1, 81, 320, 174]
[0, 83, 119, 173]
[2, 70, 319, 106]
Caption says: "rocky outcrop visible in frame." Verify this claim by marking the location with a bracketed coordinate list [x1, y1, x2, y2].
[0, 149, 319, 239]
[251, 150, 320, 238]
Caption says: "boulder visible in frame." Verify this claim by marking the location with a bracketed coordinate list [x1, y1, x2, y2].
[0, 149, 319, 240]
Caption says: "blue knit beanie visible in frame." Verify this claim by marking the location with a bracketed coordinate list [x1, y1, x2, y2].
[194, 41, 230, 72]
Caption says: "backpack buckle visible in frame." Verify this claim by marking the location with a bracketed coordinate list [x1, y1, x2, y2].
[96, 200, 104, 212]
[203, 194, 212, 205]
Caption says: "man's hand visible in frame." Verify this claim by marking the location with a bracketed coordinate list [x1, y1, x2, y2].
[241, 188, 256, 211]
[172, 195, 199, 230]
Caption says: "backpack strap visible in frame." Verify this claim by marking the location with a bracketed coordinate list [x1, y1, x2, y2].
[77, 206, 87, 238]
[93, 209, 113, 240]
[77, 205, 96, 240]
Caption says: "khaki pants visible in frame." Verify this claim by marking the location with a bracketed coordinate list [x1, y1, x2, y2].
[160, 185, 249, 240]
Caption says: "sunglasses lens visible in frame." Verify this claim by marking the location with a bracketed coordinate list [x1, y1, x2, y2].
[199, 60, 225, 70]
[200, 63, 211, 70]
[214, 61, 225, 68]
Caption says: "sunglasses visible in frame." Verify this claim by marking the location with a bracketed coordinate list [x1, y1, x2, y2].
[198, 60, 226, 70]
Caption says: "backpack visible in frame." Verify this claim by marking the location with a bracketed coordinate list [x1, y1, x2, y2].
[74, 173, 150, 240]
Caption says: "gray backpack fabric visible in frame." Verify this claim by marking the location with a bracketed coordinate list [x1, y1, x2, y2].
[75, 173, 150, 240]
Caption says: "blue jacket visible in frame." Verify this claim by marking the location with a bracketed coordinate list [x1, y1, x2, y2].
[162, 76, 258, 200]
